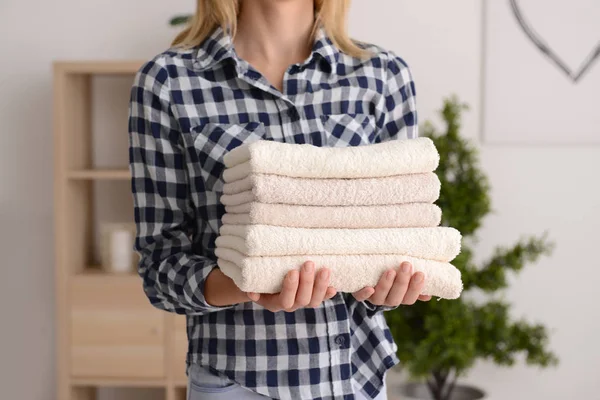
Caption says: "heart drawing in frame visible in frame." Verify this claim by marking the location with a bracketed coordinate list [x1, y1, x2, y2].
[510, 0, 600, 83]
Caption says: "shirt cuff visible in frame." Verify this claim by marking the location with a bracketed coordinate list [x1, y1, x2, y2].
[185, 263, 239, 315]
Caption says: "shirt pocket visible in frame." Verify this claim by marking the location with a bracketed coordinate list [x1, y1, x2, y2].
[191, 121, 267, 193]
[318, 113, 377, 147]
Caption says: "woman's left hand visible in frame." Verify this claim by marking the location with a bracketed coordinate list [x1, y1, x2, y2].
[352, 262, 432, 306]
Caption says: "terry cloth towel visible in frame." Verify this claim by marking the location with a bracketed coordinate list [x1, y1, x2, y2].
[220, 173, 441, 207]
[222, 137, 439, 183]
[216, 225, 461, 262]
[221, 203, 442, 228]
[215, 248, 463, 299]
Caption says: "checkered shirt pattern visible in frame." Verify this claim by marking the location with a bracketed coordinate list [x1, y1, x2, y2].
[128, 26, 418, 400]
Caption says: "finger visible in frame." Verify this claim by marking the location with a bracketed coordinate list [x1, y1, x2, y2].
[247, 292, 260, 302]
[308, 268, 330, 307]
[369, 269, 397, 305]
[325, 287, 337, 300]
[353, 287, 375, 302]
[255, 293, 281, 312]
[418, 294, 432, 301]
[295, 262, 316, 307]
[279, 270, 300, 310]
[386, 262, 412, 305]
[402, 271, 426, 305]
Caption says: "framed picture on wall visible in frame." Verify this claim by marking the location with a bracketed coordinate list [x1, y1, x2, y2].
[481, 0, 600, 145]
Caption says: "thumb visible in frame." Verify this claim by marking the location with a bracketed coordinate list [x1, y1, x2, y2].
[247, 292, 260, 302]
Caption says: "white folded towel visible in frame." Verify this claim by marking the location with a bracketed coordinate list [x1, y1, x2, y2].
[223, 137, 439, 183]
[215, 248, 463, 299]
[220, 173, 441, 207]
[222, 203, 442, 228]
[216, 225, 461, 262]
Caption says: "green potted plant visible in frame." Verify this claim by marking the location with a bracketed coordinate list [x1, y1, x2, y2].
[386, 97, 558, 400]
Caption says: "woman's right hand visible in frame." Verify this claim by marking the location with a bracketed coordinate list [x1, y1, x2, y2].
[247, 261, 337, 312]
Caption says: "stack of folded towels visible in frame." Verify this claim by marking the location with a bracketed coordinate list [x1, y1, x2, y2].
[215, 137, 463, 299]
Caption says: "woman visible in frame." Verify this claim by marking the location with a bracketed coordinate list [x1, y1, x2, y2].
[128, 1, 430, 399]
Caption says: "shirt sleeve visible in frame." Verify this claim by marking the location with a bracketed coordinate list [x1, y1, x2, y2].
[375, 52, 419, 142]
[128, 59, 235, 316]
[361, 53, 419, 315]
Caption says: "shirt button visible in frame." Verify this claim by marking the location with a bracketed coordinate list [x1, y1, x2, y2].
[334, 335, 346, 347]
[287, 108, 299, 120]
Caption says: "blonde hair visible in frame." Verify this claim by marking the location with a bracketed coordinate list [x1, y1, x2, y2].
[172, 0, 368, 58]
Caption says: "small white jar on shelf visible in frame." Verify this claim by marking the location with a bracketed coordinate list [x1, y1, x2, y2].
[100, 223, 138, 274]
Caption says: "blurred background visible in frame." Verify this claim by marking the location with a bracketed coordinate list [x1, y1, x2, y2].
[0, 0, 598, 399]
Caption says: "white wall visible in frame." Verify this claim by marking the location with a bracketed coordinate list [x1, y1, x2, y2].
[484, 0, 600, 144]
[1, 1, 598, 399]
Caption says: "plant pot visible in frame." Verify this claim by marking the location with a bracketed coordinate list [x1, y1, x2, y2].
[390, 382, 486, 400]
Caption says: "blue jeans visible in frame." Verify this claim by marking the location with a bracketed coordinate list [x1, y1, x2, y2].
[187, 364, 388, 400]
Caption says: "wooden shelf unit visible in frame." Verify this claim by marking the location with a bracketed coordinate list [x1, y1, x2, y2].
[54, 61, 188, 400]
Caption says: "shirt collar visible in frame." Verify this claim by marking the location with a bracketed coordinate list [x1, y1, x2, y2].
[194, 25, 339, 73]
[310, 27, 340, 72]
[193, 26, 237, 70]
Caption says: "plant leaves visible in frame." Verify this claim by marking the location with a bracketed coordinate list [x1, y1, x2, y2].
[169, 15, 192, 26]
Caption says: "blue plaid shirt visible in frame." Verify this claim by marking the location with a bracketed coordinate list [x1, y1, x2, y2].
[128, 26, 418, 400]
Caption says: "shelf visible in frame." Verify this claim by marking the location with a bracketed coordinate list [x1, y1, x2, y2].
[54, 59, 179, 399]
[75, 268, 138, 282]
[71, 377, 167, 388]
[55, 61, 145, 75]
[67, 169, 130, 180]
[70, 272, 165, 379]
